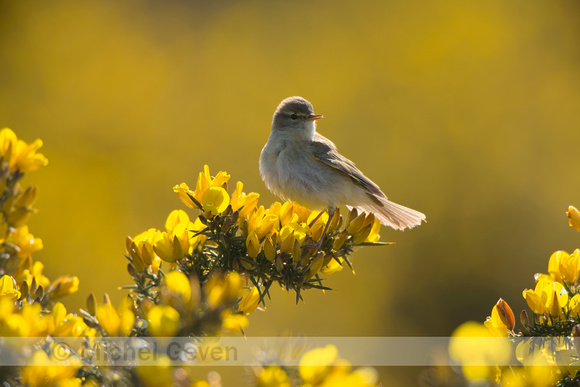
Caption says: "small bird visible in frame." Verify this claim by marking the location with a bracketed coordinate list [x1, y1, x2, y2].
[259, 96, 425, 232]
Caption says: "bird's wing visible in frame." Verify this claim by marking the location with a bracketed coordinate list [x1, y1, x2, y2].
[310, 133, 385, 199]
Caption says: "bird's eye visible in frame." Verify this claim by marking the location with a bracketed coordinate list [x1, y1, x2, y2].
[290, 114, 298, 120]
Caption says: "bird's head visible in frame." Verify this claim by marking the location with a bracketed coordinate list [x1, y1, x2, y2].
[271, 96, 323, 133]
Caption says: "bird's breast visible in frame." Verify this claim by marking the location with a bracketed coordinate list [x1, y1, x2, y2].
[260, 135, 355, 210]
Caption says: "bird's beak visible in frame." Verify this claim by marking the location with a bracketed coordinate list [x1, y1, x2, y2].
[306, 114, 323, 121]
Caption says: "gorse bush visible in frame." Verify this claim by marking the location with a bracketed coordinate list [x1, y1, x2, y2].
[449, 206, 580, 386]
[0, 129, 380, 386]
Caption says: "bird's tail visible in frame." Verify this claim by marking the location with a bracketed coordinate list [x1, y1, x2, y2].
[352, 195, 426, 230]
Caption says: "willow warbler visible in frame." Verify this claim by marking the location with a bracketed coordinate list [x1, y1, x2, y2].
[259, 96, 425, 231]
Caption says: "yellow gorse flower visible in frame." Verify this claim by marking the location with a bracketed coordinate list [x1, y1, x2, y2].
[173, 165, 231, 211]
[548, 250, 580, 285]
[257, 366, 291, 387]
[201, 186, 230, 215]
[298, 344, 379, 386]
[0, 128, 48, 173]
[20, 349, 81, 387]
[484, 299, 514, 336]
[238, 286, 260, 315]
[15, 259, 50, 291]
[567, 206, 580, 232]
[96, 296, 135, 336]
[231, 181, 260, 218]
[163, 270, 192, 303]
[147, 305, 180, 337]
[7, 225, 43, 259]
[523, 277, 568, 317]
[0, 275, 21, 299]
[47, 275, 80, 298]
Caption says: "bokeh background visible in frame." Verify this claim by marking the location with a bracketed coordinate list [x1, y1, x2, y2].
[2, 0, 580, 385]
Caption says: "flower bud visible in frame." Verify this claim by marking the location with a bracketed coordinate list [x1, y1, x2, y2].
[332, 231, 348, 251]
[275, 256, 284, 273]
[308, 254, 325, 278]
[347, 212, 366, 235]
[327, 209, 341, 234]
[14, 185, 38, 208]
[263, 237, 276, 261]
[520, 310, 529, 328]
[86, 292, 97, 316]
[345, 208, 358, 227]
[292, 240, 301, 264]
[352, 223, 373, 245]
[6, 207, 33, 227]
[280, 230, 295, 254]
[495, 298, 515, 331]
[48, 275, 79, 298]
[246, 231, 260, 259]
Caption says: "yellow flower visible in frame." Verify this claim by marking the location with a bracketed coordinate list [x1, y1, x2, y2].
[96, 304, 121, 336]
[321, 258, 344, 275]
[6, 225, 43, 258]
[179, 165, 232, 207]
[0, 128, 48, 173]
[154, 221, 190, 262]
[164, 209, 191, 234]
[147, 305, 180, 337]
[449, 321, 511, 381]
[569, 294, 580, 316]
[548, 250, 579, 285]
[163, 270, 192, 303]
[230, 181, 260, 219]
[299, 345, 339, 384]
[484, 299, 514, 336]
[206, 271, 243, 310]
[0, 297, 50, 337]
[18, 302, 48, 336]
[523, 277, 568, 317]
[364, 215, 381, 243]
[131, 228, 159, 267]
[48, 275, 79, 297]
[567, 206, 580, 232]
[173, 182, 198, 209]
[20, 349, 81, 387]
[246, 231, 260, 259]
[269, 201, 294, 226]
[47, 302, 92, 338]
[0, 275, 21, 299]
[21, 260, 51, 291]
[257, 366, 291, 387]
[238, 286, 260, 315]
[201, 186, 230, 215]
[247, 206, 278, 239]
[136, 355, 174, 386]
[220, 310, 248, 333]
[279, 217, 309, 252]
[96, 297, 135, 336]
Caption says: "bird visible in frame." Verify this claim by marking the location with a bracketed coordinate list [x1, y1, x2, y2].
[259, 96, 425, 234]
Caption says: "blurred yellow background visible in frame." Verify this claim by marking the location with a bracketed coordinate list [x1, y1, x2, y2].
[2, 0, 580, 385]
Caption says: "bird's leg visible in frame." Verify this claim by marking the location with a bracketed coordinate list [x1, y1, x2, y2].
[319, 207, 335, 244]
[308, 210, 325, 228]
[305, 207, 335, 250]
